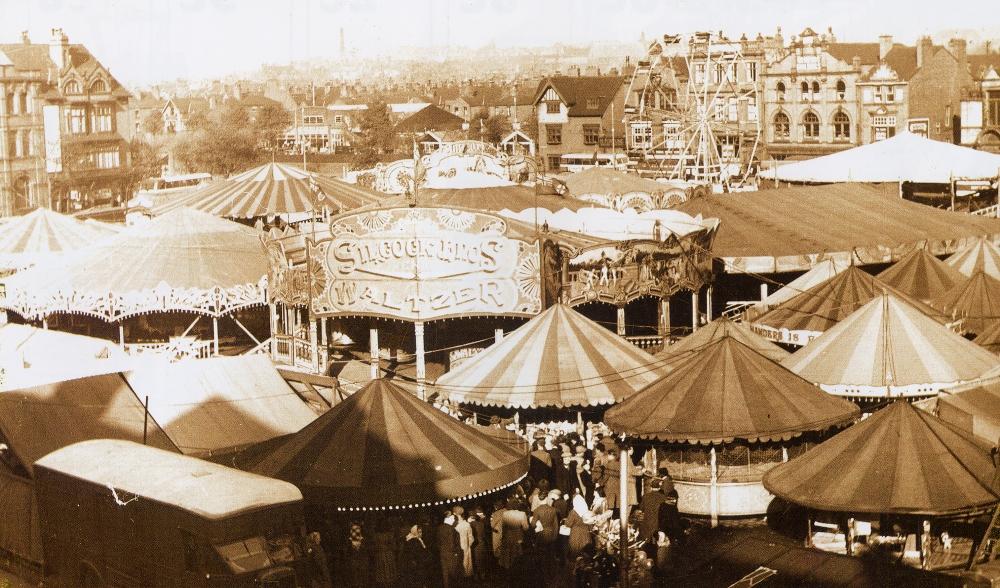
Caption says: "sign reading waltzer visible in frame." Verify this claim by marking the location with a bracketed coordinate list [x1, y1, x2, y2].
[316, 208, 541, 321]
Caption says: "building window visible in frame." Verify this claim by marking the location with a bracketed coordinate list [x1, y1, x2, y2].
[989, 91, 1000, 127]
[631, 121, 653, 149]
[583, 124, 601, 145]
[662, 121, 679, 140]
[90, 79, 108, 93]
[64, 80, 82, 94]
[303, 115, 324, 124]
[546, 124, 562, 145]
[91, 105, 113, 133]
[773, 112, 790, 139]
[836, 80, 846, 100]
[776, 81, 785, 101]
[586, 98, 599, 110]
[93, 149, 121, 169]
[545, 101, 560, 114]
[547, 155, 561, 172]
[26, 130, 37, 156]
[747, 96, 758, 122]
[801, 81, 810, 101]
[802, 112, 820, 139]
[872, 115, 897, 141]
[68, 107, 88, 134]
[746, 62, 758, 83]
[833, 112, 851, 140]
[694, 63, 706, 84]
[333, 115, 344, 124]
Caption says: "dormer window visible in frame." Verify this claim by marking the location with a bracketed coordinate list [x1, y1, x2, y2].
[90, 79, 108, 93]
[546, 101, 560, 114]
[64, 80, 82, 95]
[586, 98, 599, 110]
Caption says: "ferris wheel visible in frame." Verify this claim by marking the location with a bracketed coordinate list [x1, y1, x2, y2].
[624, 32, 762, 190]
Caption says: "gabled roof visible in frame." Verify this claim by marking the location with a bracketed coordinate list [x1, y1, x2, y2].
[235, 94, 282, 109]
[394, 104, 466, 133]
[533, 76, 624, 117]
[0, 42, 127, 96]
[826, 42, 881, 66]
[168, 96, 210, 114]
[969, 53, 1000, 80]
[878, 45, 920, 81]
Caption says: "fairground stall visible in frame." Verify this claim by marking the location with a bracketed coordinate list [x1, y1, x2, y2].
[763, 401, 1000, 572]
[604, 336, 859, 526]
[0, 208, 271, 359]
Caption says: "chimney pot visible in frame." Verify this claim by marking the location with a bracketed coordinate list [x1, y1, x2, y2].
[878, 35, 893, 61]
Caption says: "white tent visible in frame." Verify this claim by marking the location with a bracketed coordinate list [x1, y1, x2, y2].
[768, 132, 1000, 184]
[755, 258, 848, 311]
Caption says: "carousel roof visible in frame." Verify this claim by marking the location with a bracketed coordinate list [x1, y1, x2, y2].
[1, 208, 269, 321]
[762, 401, 1000, 516]
[876, 247, 965, 303]
[781, 293, 1000, 397]
[975, 319, 1000, 353]
[750, 266, 948, 346]
[244, 379, 529, 509]
[0, 207, 117, 272]
[437, 303, 663, 408]
[605, 336, 859, 444]
[656, 317, 789, 369]
[930, 270, 1000, 334]
[562, 168, 672, 196]
[152, 162, 385, 218]
[381, 185, 597, 213]
[946, 237, 1000, 280]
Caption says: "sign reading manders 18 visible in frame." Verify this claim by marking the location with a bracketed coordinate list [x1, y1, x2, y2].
[316, 208, 542, 321]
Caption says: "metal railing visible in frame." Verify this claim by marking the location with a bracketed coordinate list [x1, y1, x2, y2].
[124, 338, 212, 362]
[971, 204, 999, 217]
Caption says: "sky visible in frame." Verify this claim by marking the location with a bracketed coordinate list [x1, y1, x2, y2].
[0, 0, 997, 86]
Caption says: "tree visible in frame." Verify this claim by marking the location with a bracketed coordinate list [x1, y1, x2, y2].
[173, 104, 266, 176]
[471, 112, 511, 145]
[119, 139, 162, 199]
[252, 104, 291, 153]
[142, 111, 163, 136]
[352, 99, 397, 170]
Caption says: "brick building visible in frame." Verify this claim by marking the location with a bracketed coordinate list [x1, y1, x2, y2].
[0, 32, 49, 215]
[532, 75, 627, 173]
[907, 38, 973, 144]
[961, 53, 1000, 152]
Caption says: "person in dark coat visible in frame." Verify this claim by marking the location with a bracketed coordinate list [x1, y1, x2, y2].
[661, 476, 685, 546]
[306, 531, 332, 588]
[638, 478, 668, 558]
[400, 524, 433, 588]
[469, 506, 491, 581]
[437, 512, 463, 588]
[342, 521, 372, 588]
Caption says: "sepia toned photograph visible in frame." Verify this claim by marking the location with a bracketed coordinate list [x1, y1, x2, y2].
[1, 0, 1000, 586]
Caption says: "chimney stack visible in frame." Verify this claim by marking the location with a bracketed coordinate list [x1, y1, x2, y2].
[879, 35, 893, 61]
[21, 31, 30, 44]
[49, 28, 68, 70]
[917, 36, 934, 68]
[948, 38, 968, 72]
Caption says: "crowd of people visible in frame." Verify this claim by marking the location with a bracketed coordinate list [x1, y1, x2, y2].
[309, 428, 688, 587]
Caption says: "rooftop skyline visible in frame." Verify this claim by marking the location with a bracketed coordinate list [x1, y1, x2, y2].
[1, 0, 997, 86]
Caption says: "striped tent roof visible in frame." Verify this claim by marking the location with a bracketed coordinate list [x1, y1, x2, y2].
[656, 317, 789, 369]
[753, 258, 848, 313]
[974, 319, 1000, 353]
[945, 237, 1000, 280]
[244, 379, 529, 509]
[1, 208, 269, 321]
[762, 401, 1000, 516]
[0, 207, 117, 272]
[781, 293, 1000, 398]
[437, 303, 663, 408]
[152, 163, 385, 218]
[931, 270, 1000, 335]
[876, 247, 964, 303]
[605, 336, 859, 444]
[750, 265, 948, 346]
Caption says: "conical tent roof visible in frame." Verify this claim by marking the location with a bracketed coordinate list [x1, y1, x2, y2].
[751, 266, 948, 346]
[656, 317, 789, 369]
[876, 247, 964, 303]
[0, 207, 117, 272]
[974, 319, 1000, 353]
[763, 401, 1000, 515]
[437, 304, 662, 408]
[946, 237, 1000, 280]
[244, 379, 529, 509]
[782, 293, 1000, 397]
[754, 258, 848, 313]
[931, 270, 1000, 334]
[152, 162, 384, 218]
[605, 336, 859, 444]
[1, 208, 269, 321]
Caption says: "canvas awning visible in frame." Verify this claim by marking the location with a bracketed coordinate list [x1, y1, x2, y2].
[0, 324, 131, 390]
[123, 355, 318, 457]
[437, 303, 663, 408]
[1, 208, 269, 321]
[876, 247, 965, 304]
[152, 162, 385, 218]
[767, 132, 1000, 184]
[605, 336, 859, 444]
[930, 270, 1000, 334]
[243, 379, 529, 509]
[945, 237, 1000, 280]
[675, 184, 1000, 273]
[750, 266, 949, 346]
[657, 317, 788, 370]
[781, 293, 1000, 397]
[0, 207, 117, 273]
[930, 377, 1000, 445]
[762, 401, 1000, 516]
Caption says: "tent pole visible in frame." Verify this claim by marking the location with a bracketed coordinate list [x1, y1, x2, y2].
[619, 445, 631, 583]
[143, 395, 149, 445]
[309, 318, 319, 373]
[949, 173, 956, 211]
[320, 316, 328, 348]
[118, 322, 125, 347]
[494, 328, 504, 344]
[898, 180, 904, 199]
[691, 290, 699, 332]
[179, 315, 201, 338]
[806, 514, 814, 547]
[415, 321, 426, 400]
[268, 303, 278, 358]
[616, 306, 626, 337]
[369, 328, 379, 380]
[706, 285, 714, 322]
[847, 517, 855, 556]
[212, 317, 219, 356]
[710, 445, 719, 528]
[658, 297, 671, 340]
[231, 315, 261, 346]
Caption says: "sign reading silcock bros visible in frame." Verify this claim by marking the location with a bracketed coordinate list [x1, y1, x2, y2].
[315, 208, 542, 321]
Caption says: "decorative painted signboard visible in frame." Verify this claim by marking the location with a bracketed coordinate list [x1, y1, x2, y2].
[312, 207, 542, 321]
